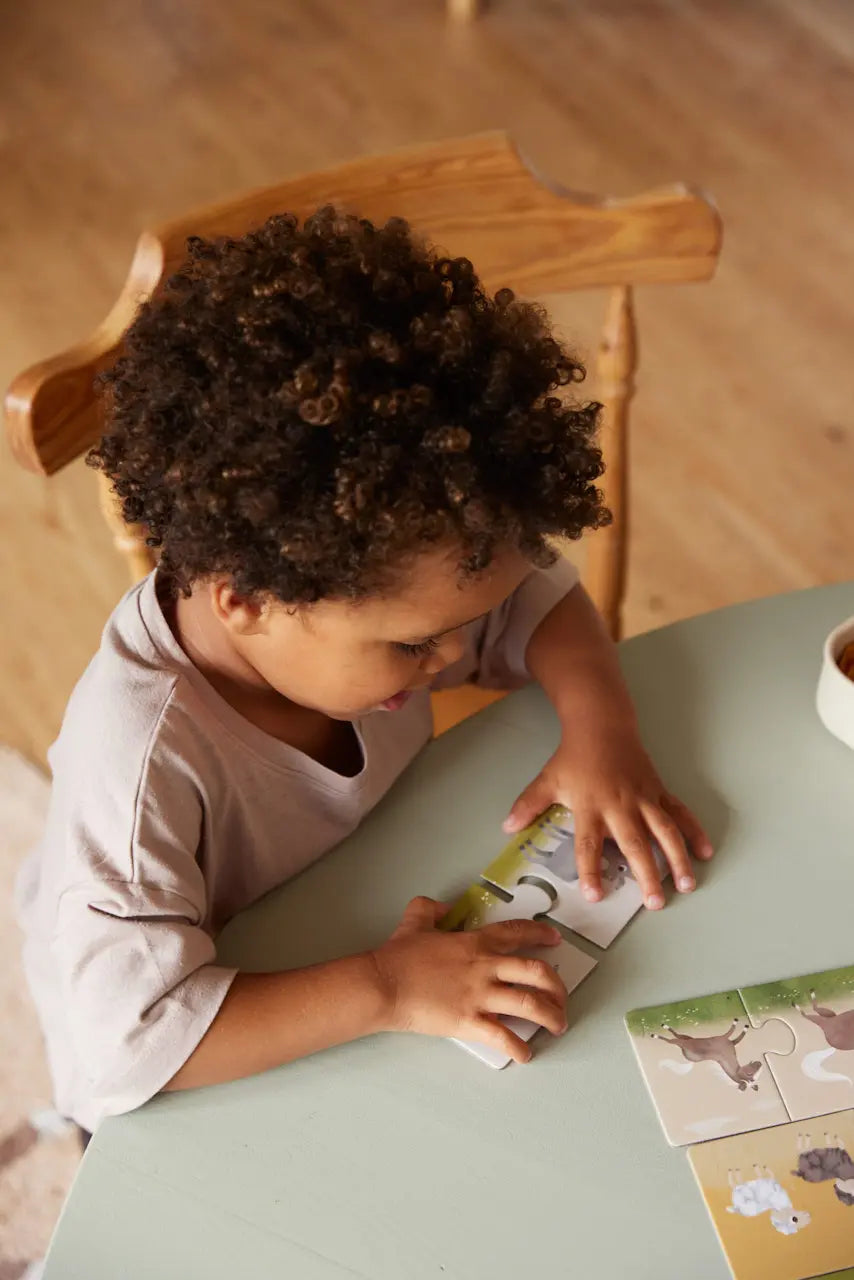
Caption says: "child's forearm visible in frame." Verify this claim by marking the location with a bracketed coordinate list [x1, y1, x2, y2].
[164, 898, 568, 1091]
[515, 582, 712, 896]
[526, 583, 636, 734]
[163, 954, 387, 1091]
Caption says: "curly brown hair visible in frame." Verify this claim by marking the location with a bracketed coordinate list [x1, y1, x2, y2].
[90, 207, 609, 602]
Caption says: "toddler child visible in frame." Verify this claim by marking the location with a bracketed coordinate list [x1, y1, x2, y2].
[17, 208, 712, 1138]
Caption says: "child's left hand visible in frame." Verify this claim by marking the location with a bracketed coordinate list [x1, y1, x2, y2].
[502, 727, 714, 910]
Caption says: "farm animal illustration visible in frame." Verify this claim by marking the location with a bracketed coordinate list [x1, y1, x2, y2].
[652, 1019, 763, 1091]
[792, 1131, 854, 1206]
[519, 821, 632, 890]
[518, 818, 576, 881]
[598, 845, 632, 891]
[794, 991, 854, 1052]
[725, 1165, 811, 1235]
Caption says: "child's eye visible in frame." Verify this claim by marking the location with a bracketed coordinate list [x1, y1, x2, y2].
[394, 637, 439, 658]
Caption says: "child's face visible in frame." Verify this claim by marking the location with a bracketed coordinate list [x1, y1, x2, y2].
[229, 545, 531, 719]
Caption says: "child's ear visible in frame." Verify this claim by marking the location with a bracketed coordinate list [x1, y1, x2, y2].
[209, 581, 267, 636]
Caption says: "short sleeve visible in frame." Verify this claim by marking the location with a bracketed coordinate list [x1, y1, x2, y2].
[431, 555, 579, 692]
[52, 885, 236, 1119]
[49, 733, 237, 1120]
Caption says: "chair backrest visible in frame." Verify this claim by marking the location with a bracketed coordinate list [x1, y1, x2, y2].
[3, 131, 721, 638]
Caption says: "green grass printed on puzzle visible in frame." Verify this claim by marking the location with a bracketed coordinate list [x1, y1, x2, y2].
[625, 989, 746, 1036]
[626, 966, 854, 1036]
[740, 964, 854, 1020]
[481, 803, 571, 885]
[438, 882, 500, 932]
[440, 804, 571, 932]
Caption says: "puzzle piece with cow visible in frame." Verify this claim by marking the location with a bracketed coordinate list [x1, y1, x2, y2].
[738, 966, 854, 1123]
[626, 964, 854, 1146]
[626, 988, 796, 1146]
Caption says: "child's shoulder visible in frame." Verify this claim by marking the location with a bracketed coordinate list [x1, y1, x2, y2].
[53, 575, 206, 787]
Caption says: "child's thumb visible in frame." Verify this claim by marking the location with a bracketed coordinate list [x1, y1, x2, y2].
[503, 777, 550, 835]
[397, 896, 448, 934]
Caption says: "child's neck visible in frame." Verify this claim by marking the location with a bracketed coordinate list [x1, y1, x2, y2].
[166, 587, 362, 776]
[170, 587, 268, 703]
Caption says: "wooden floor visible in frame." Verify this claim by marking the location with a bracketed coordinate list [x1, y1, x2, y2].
[2, 0, 854, 764]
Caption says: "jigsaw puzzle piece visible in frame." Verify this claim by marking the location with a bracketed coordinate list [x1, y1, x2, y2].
[482, 804, 668, 948]
[626, 988, 793, 1146]
[689, 1108, 854, 1280]
[442, 880, 596, 1069]
[739, 965, 854, 1123]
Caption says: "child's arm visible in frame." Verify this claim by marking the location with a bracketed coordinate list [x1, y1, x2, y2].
[164, 899, 565, 1090]
[508, 583, 714, 907]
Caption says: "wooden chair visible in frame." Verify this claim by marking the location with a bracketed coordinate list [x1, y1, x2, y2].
[3, 132, 721, 731]
[447, 0, 484, 17]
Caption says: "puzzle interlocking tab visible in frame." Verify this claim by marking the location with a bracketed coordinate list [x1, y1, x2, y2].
[481, 804, 667, 949]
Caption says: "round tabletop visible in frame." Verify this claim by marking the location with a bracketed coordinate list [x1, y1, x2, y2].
[44, 583, 854, 1280]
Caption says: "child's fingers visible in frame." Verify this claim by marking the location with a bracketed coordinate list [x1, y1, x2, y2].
[640, 801, 695, 894]
[662, 792, 714, 862]
[502, 775, 551, 835]
[493, 955, 568, 1005]
[606, 813, 665, 909]
[428, 899, 452, 925]
[391, 896, 447, 938]
[466, 1016, 534, 1064]
[571, 812, 605, 903]
[485, 985, 567, 1036]
[479, 918, 561, 953]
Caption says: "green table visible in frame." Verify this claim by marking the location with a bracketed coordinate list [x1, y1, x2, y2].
[45, 584, 854, 1279]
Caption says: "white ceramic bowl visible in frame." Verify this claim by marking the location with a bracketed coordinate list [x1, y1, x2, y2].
[816, 615, 854, 750]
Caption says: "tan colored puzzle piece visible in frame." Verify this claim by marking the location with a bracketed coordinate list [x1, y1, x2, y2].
[626, 990, 795, 1146]
[740, 967, 854, 1124]
[689, 1108, 854, 1280]
[750, 1017, 798, 1062]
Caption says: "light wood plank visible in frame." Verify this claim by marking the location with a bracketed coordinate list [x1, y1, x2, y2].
[2, 0, 853, 762]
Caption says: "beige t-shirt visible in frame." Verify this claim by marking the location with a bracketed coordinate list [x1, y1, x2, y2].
[16, 561, 577, 1131]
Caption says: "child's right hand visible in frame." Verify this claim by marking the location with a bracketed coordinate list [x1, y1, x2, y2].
[370, 896, 568, 1063]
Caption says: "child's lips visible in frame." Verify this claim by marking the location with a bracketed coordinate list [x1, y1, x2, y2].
[379, 690, 413, 712]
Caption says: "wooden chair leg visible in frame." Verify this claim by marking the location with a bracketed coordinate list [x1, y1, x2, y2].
[97, 471, 156, 584]
[587, 284, 637, 641]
